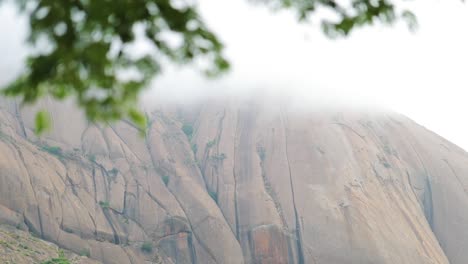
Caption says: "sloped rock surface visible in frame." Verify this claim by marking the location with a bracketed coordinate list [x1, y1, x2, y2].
[0, 224, 99, 264]
[0, 98, 467, 263]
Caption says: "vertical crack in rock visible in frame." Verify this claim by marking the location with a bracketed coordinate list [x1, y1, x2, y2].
[389, 184, 433, 259]
[88, 211, 98, 237]
[214, 110, 226, 159]
[100, 127, 112, 160]
[144, 120, 169, 192]
[100, 168, 121, 244]
[165, 189, 218, 264]
[332, 122, 366, 142]
[122, 248, 137, 264]
[187, 231, 198, 264]
[23, 213, 41, 237]
[65, 172, 78, 197]
[99, 166, 110, 204]
[408, 143, 434, 230]
[143, 123, 176, 213]
[45, 167, 73, 241]
[198, 109, 225, 195]
[233, 110, 240, 240]
[257, 144, 288, 229]
[93, 162, 120, 245]
[102, 207, 120, 245]
[13, 144, 45, 238]
[14, 101, 27, 139]
[199, 144, 211, 190]
[423, 176, 435, 243]
[143, 187, 168, 212]
[280, 110, 305, 264]
[374, 126, 441, 259]
[123, 184, 128, 215]
[196, 116, 214, 192]
[91, 166, 97, 203]
[110, 125, 145, 164]
[210, 109, 238, 237]
[443, 159, 468, 197]
[145, 120, 217, 263]
[406, 171, 422, 206]
[63, 193, 83, 239]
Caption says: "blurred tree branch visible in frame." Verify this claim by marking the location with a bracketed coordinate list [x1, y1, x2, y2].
[0, 0, 429, 134]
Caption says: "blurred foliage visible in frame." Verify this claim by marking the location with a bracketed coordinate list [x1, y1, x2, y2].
[0, 0, 427, 134]
[253, 0, 418, 37]
[35, 110, 51, 134]
[1, 0, 228, 134]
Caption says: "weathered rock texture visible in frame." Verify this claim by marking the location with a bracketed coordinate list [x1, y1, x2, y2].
[0, 98, 467, 263]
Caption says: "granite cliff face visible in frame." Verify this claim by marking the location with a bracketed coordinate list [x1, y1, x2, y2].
[0, 98, 468, 264]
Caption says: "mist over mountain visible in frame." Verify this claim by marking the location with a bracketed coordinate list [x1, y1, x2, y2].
[2, 0, 468, 151]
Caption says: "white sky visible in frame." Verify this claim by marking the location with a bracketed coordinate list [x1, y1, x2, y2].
[1, 1, 468, 150]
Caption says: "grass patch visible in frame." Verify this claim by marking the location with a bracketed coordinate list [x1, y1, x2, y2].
[141, 242, 153, 253]
[210, 153, 226, 162]
[41, 251, 70, 264]
[108, 168, 119, 176]
[182, 123, 193, 139]
[378, 155, 391, 168]
[88, 154, 96, 163]
[41, 145, 65, 159]
[206, 139, 216, 149]
[161, 175, 169, 186]
[0, 240, 14, 250]
[19, 243, 29, 250]
[99, 201, 110, 209]
[79, 248, 91, 258]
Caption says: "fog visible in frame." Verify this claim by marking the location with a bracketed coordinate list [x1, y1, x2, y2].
[1, 0, 468, 149]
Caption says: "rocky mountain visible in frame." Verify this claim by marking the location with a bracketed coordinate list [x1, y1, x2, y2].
[0, 98, 467, 264]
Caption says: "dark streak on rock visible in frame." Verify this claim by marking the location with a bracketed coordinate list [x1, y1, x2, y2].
[281, 110, 305, 264]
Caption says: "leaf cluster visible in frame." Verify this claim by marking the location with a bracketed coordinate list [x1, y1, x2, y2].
[253, 0, 418, 37]
[2, 0, 229, 134]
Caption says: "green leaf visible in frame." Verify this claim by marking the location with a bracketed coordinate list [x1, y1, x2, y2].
[35, 110, 51, 135]
[128, 108, 147, 136]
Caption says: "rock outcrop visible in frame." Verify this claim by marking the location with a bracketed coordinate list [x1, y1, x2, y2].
[0, 98, 467, 263]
